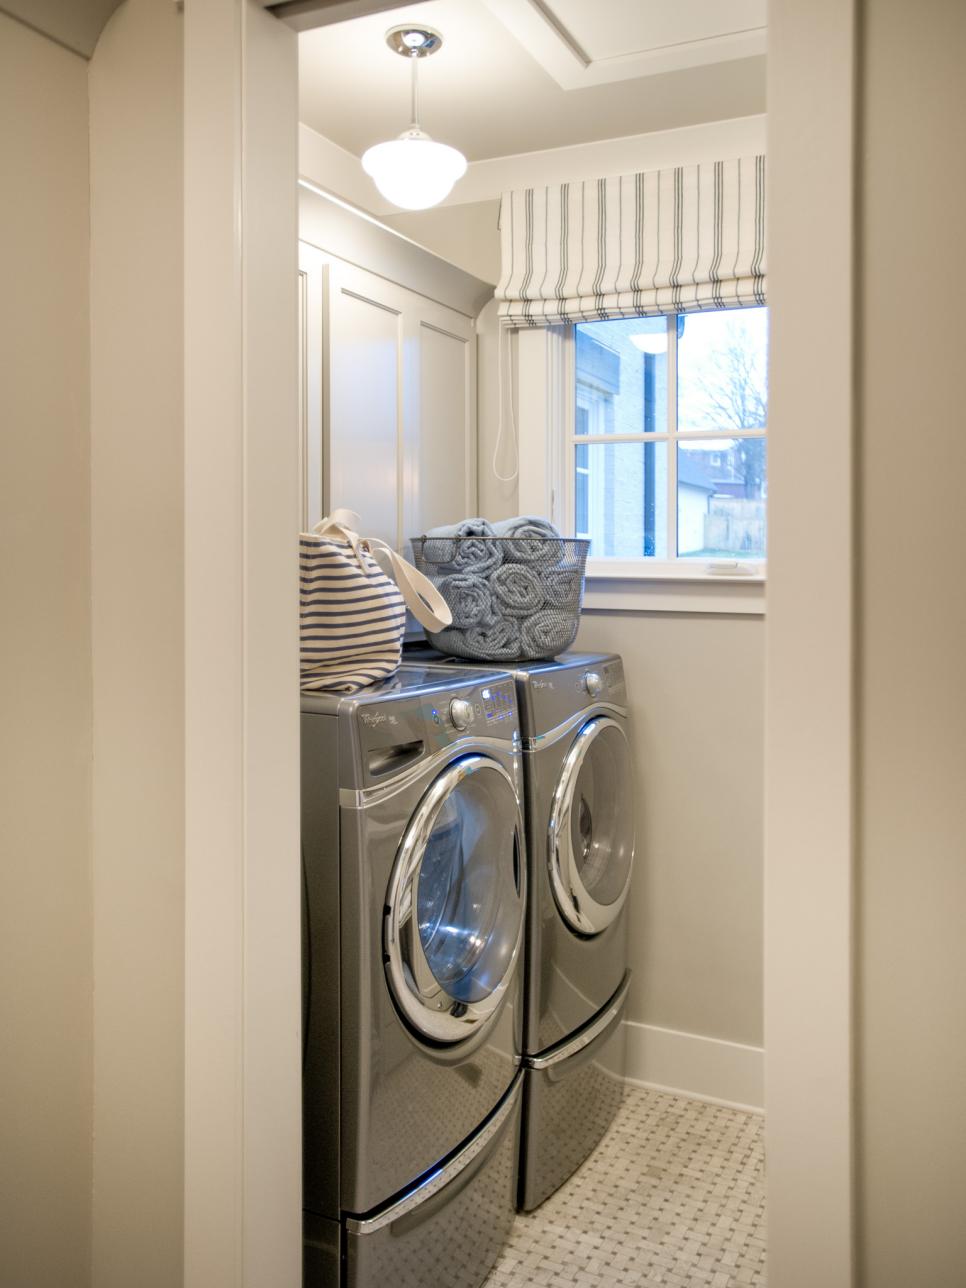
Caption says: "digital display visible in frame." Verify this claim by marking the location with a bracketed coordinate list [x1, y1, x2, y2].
[481, 684, 514, 722]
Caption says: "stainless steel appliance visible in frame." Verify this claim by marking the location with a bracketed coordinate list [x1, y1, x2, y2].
[301, 665, 526, 1287]
[403, 649, 635, 1210]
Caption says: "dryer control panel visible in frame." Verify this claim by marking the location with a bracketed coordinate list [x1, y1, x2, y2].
[601, 659, 627, 699]
[522, 653, 626, 741]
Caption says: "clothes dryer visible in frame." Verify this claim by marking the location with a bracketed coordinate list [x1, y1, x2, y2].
[402, 649, 635, 1210]
[301, 665, 526, 1287]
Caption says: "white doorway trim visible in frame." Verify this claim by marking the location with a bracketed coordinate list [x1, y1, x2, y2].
[183, 2, 301, 1284]
[179, 0, 861, 1283]
[764, 2, 856, 1286]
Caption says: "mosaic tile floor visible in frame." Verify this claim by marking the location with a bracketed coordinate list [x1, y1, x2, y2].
[486, 1086, 766, 1288]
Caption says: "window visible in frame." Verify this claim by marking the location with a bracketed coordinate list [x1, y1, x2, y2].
[570, 308, 768, 567]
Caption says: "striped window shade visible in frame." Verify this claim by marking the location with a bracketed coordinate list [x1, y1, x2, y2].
[495, 155, 766, 326]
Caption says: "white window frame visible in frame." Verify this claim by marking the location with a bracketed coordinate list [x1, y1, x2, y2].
[515, 321, 766, 616]
[573, 383, 610, 544]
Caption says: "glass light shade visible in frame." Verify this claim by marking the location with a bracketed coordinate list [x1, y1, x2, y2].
[362, 131, 467, 211]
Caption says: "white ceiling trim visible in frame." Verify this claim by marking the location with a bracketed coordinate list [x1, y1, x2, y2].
[445, 113, 767, 205]
[298, 122, 383, 210]
[480, 0, 766, 89]
[299, 114, 768, 216]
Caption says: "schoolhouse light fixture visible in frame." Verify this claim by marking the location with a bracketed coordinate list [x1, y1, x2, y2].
[361, 26, 467, 211]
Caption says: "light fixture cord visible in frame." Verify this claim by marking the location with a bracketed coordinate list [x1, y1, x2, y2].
[410, 51, 420, 129]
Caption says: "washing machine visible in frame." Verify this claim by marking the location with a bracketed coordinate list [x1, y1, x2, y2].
[403, 648, 635, 1210]
[301, 665, 527, 1288]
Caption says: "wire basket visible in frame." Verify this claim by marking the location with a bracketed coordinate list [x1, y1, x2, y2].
[410, 536, 590, 662]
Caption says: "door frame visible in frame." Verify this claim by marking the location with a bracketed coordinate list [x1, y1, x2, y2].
[183, 3, 301, 1285]
[764, 2, 857, 1286]
[182, 1, 860, 1284]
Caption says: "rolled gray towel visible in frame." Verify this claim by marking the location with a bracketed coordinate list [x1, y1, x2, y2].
[491, 515, 564, 568]
[544, 568, 583, 609]
[454, 616, 522, 661]
[437, 573, 493, 629]
[451, 533, 503, 577]
[421, 518, 496, 565]
[489, 563, 544, 618]
[521, 609, 578, 659]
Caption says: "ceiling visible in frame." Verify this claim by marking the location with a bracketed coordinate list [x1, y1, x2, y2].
[298, 0, 766, 164]
[0, 0, 124, 57]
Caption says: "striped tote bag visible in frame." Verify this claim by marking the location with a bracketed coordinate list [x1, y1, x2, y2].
[300, 509, 451, 693]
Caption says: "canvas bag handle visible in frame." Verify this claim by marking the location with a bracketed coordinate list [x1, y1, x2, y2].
[313, 509, 452, 632]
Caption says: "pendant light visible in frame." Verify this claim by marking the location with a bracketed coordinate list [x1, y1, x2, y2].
[361, 26, 467, 211]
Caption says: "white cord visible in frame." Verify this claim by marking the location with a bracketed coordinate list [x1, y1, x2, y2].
[492, 322, 520, 485]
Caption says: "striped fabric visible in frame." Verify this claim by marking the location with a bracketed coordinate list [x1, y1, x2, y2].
[496, 155, 766, 326]
[299, 534, 407, 693]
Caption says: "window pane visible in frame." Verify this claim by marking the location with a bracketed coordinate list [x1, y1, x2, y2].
[575, 317, 667, 436]
[574, 441, 668, 558]
[575, 443, 589, 536]
[677, 307, 768, 433]
[677, 439, 767, 558]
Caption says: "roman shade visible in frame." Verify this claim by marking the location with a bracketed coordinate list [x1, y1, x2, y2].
[495, 155, 766, 326]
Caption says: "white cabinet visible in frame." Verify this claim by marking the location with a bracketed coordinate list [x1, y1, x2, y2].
[298, 243, 477, 551]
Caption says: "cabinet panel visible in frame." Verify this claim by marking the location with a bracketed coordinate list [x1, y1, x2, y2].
[327, 269, 401, 549]
[412, 321, 474, 539]
[298, 244, 478, 551]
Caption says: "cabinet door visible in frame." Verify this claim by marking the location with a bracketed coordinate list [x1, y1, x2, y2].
[401, 303, 476, 552]
[325, 260, 406, 550]
[298, 245, 478, 549]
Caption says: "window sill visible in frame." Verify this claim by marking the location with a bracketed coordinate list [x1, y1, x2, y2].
[583, 560, 765, 615]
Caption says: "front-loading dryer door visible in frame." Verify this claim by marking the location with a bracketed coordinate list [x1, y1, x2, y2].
[385, 755, 526, 1045]
[548, 717, 635, 936]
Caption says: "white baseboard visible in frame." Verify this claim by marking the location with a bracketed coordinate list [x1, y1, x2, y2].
[622, 1021, 764, 1114]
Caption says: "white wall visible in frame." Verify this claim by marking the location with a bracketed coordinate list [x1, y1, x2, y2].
[88, 2, 185, 1284]
[380, 200, 502, 284]
[0, 15, 93, 1288]
[857, 0, 966, 1282]
[576, 611, 764, 1046]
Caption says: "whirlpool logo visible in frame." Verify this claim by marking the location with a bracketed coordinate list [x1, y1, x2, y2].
[360, 711, 397, 728]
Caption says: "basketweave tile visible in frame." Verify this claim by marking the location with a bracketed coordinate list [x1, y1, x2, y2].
[484, 1084, 766, 1288]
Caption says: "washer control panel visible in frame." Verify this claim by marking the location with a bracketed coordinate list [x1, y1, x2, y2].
[350, 670, 520, 787]
[481, 682, 515, 724]
[424, 678, 516, 734]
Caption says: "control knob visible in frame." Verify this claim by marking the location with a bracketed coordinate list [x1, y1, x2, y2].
[583, 671, 603, 697]
[449, 698, 474, 730]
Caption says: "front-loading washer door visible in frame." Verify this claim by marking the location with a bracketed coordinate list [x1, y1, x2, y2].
[548, 717, 635, 936]
[385, 754, 526, 1045]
